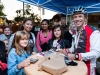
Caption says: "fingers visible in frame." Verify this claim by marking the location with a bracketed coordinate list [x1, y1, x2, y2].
[32, 52, 36, 55]
[58, 49, 63, 53]
[25, 62, 30, 67]
[24, 59, 30, 64]
[62, 48, 69, 56]
[24, 60, 30, 67]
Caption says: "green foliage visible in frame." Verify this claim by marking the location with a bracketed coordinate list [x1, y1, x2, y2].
[14, 16, 25, 22]
[14, 4, 41, 25]
[16, 10, 21, 17]
[0, 3, 6, 16]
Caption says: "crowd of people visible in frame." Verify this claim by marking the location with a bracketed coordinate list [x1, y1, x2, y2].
[0, 6, 100, 75]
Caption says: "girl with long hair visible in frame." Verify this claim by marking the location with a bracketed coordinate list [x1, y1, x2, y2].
[8, 31, 31, 75]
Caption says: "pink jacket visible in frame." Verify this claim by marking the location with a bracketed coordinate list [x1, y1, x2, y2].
[36, 30, 52, 52]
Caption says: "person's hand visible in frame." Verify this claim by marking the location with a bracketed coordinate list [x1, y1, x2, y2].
[50, 48, 54, 51]
[68, 53, 75, 60]
[18, 59, 30, 69]
[57, 49, 63, 53]
[31, 52, 36, 55]
[62, 48, 69, 56]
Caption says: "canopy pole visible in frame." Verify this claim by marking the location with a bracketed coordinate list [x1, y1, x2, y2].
[66, 6, 68, 25]
[86, 13, 88, 24]
[23, 2, 24, 18]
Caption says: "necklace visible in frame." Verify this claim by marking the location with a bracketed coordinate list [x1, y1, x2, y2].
[74, 29, 83, 49]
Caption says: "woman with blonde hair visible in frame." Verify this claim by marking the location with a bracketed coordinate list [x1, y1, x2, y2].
[8, 31, 31, 75]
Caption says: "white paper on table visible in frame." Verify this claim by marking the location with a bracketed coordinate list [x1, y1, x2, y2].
[36, 53, 44, 57]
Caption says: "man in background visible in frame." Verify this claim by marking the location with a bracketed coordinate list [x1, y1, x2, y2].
[61, 17, 68, 31]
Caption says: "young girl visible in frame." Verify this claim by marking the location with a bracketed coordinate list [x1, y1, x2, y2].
[48, 25, 70, 51]
[36, 19, 52, 52]
[8, 31, 31, 75]
[0, 26, 12, 41]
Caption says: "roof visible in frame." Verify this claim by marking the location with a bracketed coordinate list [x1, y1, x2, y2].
[18, 0, 100, 15]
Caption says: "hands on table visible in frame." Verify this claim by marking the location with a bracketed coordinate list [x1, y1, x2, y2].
[62, 48, 75, 60]
[17, 59, 30, 69]
[17, 52, 37, 69]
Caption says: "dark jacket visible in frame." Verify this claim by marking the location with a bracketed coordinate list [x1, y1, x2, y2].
[64, 31, 72, 48]
[48, 39, 70, 50]
[0, 41, 7, 75]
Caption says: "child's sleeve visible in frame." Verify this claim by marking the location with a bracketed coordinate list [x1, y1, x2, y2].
[7, 51, 20, 75]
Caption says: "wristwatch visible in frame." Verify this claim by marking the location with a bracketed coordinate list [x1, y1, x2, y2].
[75, 54, 79, 60]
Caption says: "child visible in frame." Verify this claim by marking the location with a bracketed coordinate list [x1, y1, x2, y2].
[0, 26, 12, 41]
[48, 25, 70, 52]
[8, 31, 31, 75]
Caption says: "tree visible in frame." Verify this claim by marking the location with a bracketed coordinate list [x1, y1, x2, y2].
[14, 4, 41, 24]
[14, 16, 25, 23]
[24, 4, 31, 17]
[16, 10, 21, 17]
[0, 3, 6, 16]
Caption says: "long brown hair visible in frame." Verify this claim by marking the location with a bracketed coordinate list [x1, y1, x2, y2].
[52, 25, 64, 40]
[10, 31, 30, 55]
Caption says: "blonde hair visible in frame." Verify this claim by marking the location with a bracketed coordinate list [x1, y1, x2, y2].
[10, 31, 30, 55]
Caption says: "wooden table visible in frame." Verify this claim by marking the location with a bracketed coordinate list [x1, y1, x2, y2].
[24, 53, 87, 75]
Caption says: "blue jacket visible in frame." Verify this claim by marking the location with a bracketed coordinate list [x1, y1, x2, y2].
[8, 48, 31, 75]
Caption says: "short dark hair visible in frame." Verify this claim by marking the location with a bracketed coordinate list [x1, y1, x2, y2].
[4, 26, 11, 30]
[52, 25, 64, 40]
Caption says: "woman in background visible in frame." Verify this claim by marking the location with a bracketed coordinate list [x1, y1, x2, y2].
[8, 18, 36, 53]
[36, 19, 52, 52]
